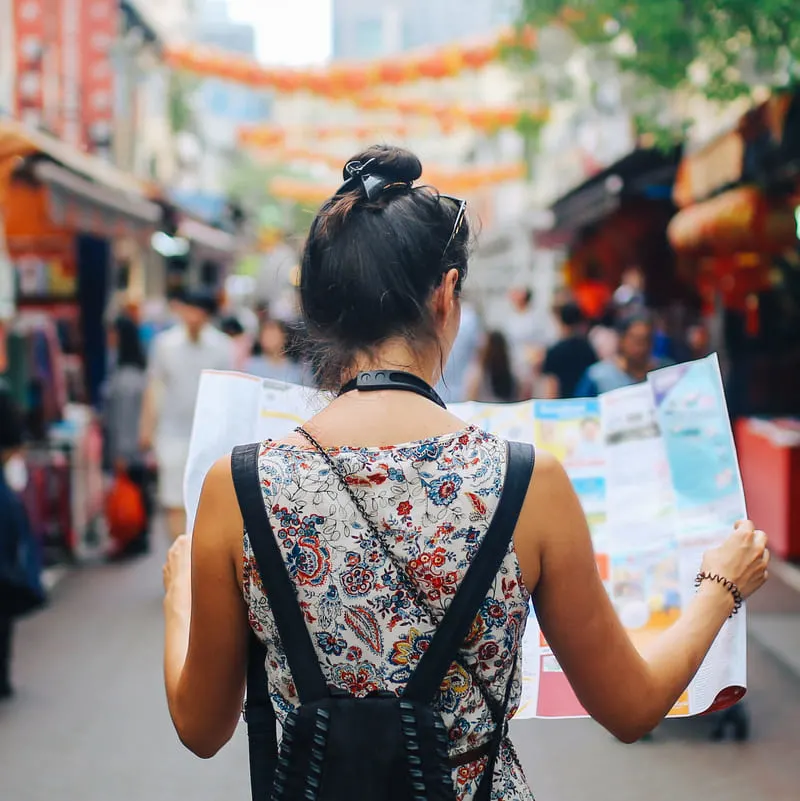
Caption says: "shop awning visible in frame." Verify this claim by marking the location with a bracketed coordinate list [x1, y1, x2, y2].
[672, 130, 745, 209]
[667, 185, 798, 257]
[673, 91, 800, 208]
[536, 147, 682, 248]
[0, 119, 152, 195]
[35, 161, 160, 238]
[0, 119, 161, 238]
[179, 217, 238, 261]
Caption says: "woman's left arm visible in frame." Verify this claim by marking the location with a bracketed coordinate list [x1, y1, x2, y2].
[163, 456, 249, 758]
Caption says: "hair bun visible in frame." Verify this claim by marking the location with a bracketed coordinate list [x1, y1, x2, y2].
[342, 145, 422, 185]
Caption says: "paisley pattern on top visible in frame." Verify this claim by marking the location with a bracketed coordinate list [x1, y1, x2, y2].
[243, 426, 535, 801]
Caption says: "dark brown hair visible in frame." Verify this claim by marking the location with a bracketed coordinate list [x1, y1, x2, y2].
[482, 331, 516, 402]
[300, 145, 470, 390]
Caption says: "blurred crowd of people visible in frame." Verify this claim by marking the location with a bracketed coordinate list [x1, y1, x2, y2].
[103, 287, 315, 548]
[107, 268, 715, 537]
[13, 262, 715, 567]
[0, 263, 712, 697]
[450, 265, 712, 405]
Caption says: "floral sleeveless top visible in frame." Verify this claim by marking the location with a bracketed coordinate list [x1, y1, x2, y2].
[243, 426, 535, 801]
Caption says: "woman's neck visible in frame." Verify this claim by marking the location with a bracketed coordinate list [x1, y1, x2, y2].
[345, 341, 440, 388]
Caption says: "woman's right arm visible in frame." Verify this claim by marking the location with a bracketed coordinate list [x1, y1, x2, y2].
[514, 452, 768, 743]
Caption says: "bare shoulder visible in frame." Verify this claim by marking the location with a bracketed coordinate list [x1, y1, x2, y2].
[194, 454, 243, 551]
[513, 448, 579, 593]
[525, 448, 590, 558]
[203, 453, 235, 495]
[528, 448, 572, 503]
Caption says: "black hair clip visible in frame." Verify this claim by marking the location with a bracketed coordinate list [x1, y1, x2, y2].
[336, 158, 411, 202]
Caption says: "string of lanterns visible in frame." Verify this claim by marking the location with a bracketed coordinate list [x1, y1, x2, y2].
[238, 99, 548, 148]
[239, 123, 423, 150]
[164, 24, 557, 207]
[267, 162, 527, 205]
[164, 27, 537, 97]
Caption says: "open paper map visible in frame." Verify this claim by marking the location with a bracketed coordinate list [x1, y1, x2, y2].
[184, 354, 747, 719]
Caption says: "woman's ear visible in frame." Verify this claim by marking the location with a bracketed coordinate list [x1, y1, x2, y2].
[433, 268, 460, 321]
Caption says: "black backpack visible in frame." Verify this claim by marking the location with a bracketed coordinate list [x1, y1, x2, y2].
[231, 439, 534, 801]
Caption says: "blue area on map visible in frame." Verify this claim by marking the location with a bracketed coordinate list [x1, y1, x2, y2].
[653, 359, 741, 510]
[536, 399, 600, 421]
[571, 476, 606, 501]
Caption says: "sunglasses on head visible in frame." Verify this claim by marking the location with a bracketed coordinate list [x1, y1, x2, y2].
[439, 195, 467, 262]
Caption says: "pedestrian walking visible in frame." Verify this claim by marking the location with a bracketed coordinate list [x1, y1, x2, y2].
[502, 286, 550, 398]
[613, 265, 648, 322]
[577, 316, 671, 397]
[540, 302, 598, 399]
[102, 315, 152, 557]
[465, 330, 518, 403]
[220, 314, 252, 372]
[244, 317, 307, 385]
[139, 289, 233, 541]
[162, 146, 770, 800]
[0, 385, 45, 700]
[436, 299, 483, 403]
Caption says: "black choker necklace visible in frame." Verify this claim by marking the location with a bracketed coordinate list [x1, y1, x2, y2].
[338, 370, 447, 409]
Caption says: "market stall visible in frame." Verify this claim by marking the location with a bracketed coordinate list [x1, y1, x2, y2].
[667, 92, 800, 559]
[535, 146, 688, 318]
[0, 120, 161, 564]
[667, 91, 800, 417]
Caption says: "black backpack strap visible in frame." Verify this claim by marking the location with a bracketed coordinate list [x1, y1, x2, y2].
[473, 650, 519, 801]
[404, 440, 534, 801]
[231, 443, 329, 704]
[244, 633, 278, 801]
[404, 440, 534, 703]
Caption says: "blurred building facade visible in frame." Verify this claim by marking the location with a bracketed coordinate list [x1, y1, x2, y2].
[317, 0, 538, 323]
[332, 0, 519, 59]
[3, 0, 122, 155]
[113, 1, 176, 184]
[0, 0, 177, 182]
[171, 0, 271, 220]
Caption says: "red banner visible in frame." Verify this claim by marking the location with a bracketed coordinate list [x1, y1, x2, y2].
[12, 0, 47, 127]
[78, 0, 118, 154]
[12, 0, 118, 152]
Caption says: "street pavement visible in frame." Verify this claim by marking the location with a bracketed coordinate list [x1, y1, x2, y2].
[2, 543, 799, 801]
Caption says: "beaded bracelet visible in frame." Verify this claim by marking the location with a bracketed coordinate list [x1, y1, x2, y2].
[694, 572, 743, 618]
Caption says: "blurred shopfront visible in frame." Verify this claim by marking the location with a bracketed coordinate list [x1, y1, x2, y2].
[0, 120, 160, 564]
[667, 92, 800, 559]
[535, 145, 691, 326]
[0, 120, 161, 403]
[0, 120, 241, 565]
[667, 91, 800, 418]
[0, 119, 242, 565]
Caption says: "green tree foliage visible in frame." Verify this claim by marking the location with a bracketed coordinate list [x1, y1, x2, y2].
[225, 151, 320, 239]
[518, 0, 800, 102]
[167, 72, 197, 135]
